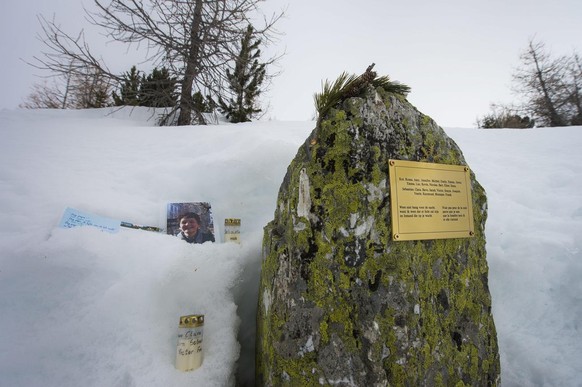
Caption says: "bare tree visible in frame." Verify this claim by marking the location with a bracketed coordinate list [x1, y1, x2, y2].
[30, 0, 283, 125]
[476, 103, 534, 129]
[566, 53, 582, 125]
[70, 66, 113, 108]
[512, 39, 569, 127]
[21, 79, 67, 109]
[22, 61, 113, 109]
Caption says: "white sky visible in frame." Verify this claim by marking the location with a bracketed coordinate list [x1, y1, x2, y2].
[2, 0, 582, 127]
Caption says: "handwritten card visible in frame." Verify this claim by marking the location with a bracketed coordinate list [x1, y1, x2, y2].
[58, 207, 120, 234]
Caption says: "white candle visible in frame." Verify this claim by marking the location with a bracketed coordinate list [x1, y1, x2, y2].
[224, 218, 241, 244]
[175, 314, 204, 372]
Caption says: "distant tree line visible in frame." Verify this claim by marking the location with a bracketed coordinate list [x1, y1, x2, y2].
[21, 65, 111, 110]
[477, 104, 535, 129]
[23, 0, 283, 125]
[478, 38, 582, 128]
[112, 66, 177, 108]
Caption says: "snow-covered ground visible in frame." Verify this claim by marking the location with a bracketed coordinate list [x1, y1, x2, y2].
[0, 107, 580, 386]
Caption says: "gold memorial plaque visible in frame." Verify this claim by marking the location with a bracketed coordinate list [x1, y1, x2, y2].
[388, 159, 474, 241]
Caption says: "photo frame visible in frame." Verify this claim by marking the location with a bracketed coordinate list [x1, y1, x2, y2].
[167, 202, 215, 244]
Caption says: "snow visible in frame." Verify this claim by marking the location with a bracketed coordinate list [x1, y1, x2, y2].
[0, 107, 581, 386]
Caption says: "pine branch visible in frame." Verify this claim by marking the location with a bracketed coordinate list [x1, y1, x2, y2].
[313, 63, 411, 121]
[314, 72, 358, 116]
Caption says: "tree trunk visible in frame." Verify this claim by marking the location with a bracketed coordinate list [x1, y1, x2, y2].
[531, 43, 565, 127]
[177, 0, 204, 126]
[571, 57, 582, 124]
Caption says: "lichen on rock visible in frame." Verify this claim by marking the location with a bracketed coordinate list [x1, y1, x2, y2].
[256, 74, 500, 386]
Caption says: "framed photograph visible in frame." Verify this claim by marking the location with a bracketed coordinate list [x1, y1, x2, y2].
[167, 202, 215, 244]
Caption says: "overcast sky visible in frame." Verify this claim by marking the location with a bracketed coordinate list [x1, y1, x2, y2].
[2, 0, 581, 127]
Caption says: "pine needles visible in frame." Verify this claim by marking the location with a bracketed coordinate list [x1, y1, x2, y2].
[314, 72, 358, 117]
[313, 64, 411, 120]
[372, 75, 411, 96]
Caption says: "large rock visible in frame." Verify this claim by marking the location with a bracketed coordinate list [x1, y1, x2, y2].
[256, 80, 500, 386]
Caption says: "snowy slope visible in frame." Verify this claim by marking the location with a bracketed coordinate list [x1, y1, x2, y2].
[0, 107, 580, 386]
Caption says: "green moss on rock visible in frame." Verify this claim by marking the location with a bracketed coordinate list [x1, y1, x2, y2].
[256, 85, 500, 386]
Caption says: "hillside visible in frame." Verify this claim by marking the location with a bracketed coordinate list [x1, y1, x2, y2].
[0, 107, 580, 386]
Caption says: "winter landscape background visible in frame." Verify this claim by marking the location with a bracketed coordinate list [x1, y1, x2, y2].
[3, 0, 582, 127]
[0, 107, 581, 386]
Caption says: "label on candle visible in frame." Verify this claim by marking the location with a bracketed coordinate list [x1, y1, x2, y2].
[175, 314, 204, 372]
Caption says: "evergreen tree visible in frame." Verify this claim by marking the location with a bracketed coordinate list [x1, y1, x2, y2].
[192, 91, 216, 114]
[140, 67, 178, 108]
[32, 1, 283, 125]
[113, 66, 142, 106]
[219, 25, 266, 123]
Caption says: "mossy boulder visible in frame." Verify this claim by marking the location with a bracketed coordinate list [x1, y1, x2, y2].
[256, 85, 500, 386]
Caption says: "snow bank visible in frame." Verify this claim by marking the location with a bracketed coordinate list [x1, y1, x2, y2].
[0, 107, 581, 386]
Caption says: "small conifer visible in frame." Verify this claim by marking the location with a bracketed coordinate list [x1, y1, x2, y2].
[219, 25, 266, 123]
[139, 67, 177, 108]
[113, 66, 142, 106]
